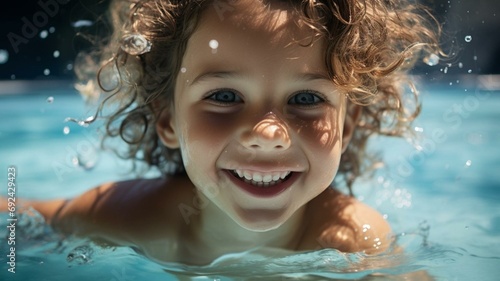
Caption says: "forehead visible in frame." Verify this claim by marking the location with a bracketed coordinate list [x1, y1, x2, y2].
[181, 0, 327, 74]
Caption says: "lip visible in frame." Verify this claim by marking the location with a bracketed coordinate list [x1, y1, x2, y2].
[224, 169, 299, 198]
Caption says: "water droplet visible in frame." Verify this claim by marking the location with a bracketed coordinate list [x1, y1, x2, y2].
[71, 20, 93, 28]
[46, 96, 54, 103]
[121, 34, 152, 55]
[63, 126, 70, 135]
[53, 50, 60, 58]
[180, 67, 187, 73]
[465, 160, 472, 167]
[40, 30, 48, 39]
[66, 63, 73, 70]
[444, 66, 448, 74]
[49, 26, 55, 33]
[414, 126, 424, 132]
[43, 69, 50, 76]
[473, 55, 478, 61]
[464, 35, 472, 42]
[209, 39, 219, 54]
[0, 49, 8, 64]
[458, 62, 463, 68]
[423, 53, 439, 66]
[468, 69, 472, 73]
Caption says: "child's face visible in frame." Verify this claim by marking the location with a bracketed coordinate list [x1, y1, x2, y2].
[158, 1, 355, 231]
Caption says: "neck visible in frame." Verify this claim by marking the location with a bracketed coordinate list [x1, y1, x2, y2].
[187, 190, 306, 260]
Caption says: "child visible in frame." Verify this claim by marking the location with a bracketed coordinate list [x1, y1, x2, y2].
[5, 0, 441, 266]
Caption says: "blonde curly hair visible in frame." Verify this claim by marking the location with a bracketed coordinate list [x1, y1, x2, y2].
[74, 0, 442, 194]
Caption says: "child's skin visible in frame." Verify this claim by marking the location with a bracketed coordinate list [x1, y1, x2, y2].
[3, 1, 392, 265]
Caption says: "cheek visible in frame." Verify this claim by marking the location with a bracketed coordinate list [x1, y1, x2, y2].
[178, 108, 241, 169]
[291, 108, 343, 179]
[291, 108, 342, 153]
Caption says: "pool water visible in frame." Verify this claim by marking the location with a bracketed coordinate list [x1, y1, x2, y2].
[1, 78, 499, 280]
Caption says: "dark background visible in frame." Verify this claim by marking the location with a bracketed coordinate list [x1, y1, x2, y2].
[0, 0, 499, 81]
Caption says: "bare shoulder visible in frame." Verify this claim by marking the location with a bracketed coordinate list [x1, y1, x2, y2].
[300, 188, 392, 254]
[22, 174, 195, 247]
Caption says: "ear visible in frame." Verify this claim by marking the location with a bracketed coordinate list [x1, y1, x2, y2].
[341, 102, 361, 153]
[156, 106, 180, 149]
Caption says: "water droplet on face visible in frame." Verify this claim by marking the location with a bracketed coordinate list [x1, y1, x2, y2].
[39, 30, 48, 39]
[423, 53, 439, 66]
[46, 96, 54, 103]
[180, 67, 187, 73]
[63, 126, 70, 135]
[209, 39, 219, 49]
[121, 34, 152, 55]
[53, 50, 60, 58]
[209, 39, 219, 54]
[0, 49, 8, 64]
[464, 35, 472, 42]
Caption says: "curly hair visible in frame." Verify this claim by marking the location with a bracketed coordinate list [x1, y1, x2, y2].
[74, 0, 442, 194]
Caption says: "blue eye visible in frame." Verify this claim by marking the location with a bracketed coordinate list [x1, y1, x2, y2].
[288, 91, 324, 106]
[206, 89, 242, 104]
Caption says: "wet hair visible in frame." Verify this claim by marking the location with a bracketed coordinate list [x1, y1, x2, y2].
[74, 0, 442, 194]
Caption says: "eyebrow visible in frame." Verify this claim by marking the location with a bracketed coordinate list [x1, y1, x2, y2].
[190, 71, 244, 86]
[189, 70, 332, 86]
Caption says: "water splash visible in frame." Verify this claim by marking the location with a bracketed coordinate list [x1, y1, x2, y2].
[64, 116, 95, 128]
[121, 34, 152, 55]
[67, 244, 94, 265]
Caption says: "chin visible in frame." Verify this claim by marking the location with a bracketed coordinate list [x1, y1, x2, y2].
[232, 207, 290, 232]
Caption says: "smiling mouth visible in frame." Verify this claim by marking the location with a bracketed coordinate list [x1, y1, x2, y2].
[229, 169, 293, 187]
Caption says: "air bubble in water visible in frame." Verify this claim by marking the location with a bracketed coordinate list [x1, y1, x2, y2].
[121, 34, 152, 55]
[74, 146, 98, 170]
[49, 26, 55, 33]
[46, 96, 54, 103]
[43, 69, 50, 76]
[468, 69, 472, 73]
[464, 35, 472, 42]
[423, 53, 439, 66]
[0, 49, 8, 64]
[63, 126, 70, 135]
[465, 160, 472, 167]
[40, 30, 48, 39]
[53, 50, 60, 58]
[458, 62, 463, 68]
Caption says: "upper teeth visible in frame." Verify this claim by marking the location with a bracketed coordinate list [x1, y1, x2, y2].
[234, 170, 290, 183]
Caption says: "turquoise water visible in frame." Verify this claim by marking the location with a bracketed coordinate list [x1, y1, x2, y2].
[0, 78, 499, 280]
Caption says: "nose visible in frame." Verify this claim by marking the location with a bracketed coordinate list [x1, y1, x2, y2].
[240, 112, 291, 151]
